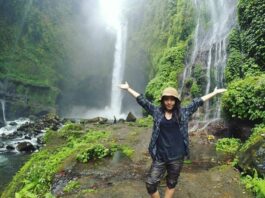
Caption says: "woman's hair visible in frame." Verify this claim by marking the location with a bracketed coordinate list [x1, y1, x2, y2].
[160, 96, 181, 122]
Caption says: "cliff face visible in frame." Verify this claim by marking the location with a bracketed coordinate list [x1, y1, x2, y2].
[0, 0, 264, 123]
[0, 0, 73, 118]
[124, 0, 195, 103]
[0, 0, 115, 118]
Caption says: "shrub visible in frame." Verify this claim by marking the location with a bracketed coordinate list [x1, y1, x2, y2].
[135, 115, 153, 127]
[222, 74, 265, 122]
[241, 170, 265, 198]
[239, 124, 265, 153]
[63, 180, 80, 193]
[215, 138, 242, 155]
[145, 43, 186, 103]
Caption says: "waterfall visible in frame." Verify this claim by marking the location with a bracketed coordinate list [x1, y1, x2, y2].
[110, 20, 128, 117]
[181, 0, 237, 121]
[180, 20, 200, 96]
[0, 99, 7, 125]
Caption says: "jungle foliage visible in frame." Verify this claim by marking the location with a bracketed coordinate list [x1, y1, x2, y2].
[223, 0, 265, 124]
[222, 74, 265, 122]
[1, 123, 134, 197]
[126, 0, 195, 102]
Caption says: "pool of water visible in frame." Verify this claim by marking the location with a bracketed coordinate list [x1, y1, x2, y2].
[0, 152, 30, 193]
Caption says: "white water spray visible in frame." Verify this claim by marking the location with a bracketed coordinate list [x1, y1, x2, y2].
[110, 21, 128, 117]
[181, 0, 237, 122]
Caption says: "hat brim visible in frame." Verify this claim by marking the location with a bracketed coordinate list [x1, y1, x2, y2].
[160, 95, 181, 102]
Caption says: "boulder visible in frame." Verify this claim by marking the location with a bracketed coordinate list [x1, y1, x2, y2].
[126, 112, 136, 122]
[37, 137, 44, 144]
[16, 142, 35, 152]
[24, 135, 31, 140]
[81, 117, 108, 124]
[6, 145, 15, 150]
[238, 137, 265, 177]
[118, 119, 125, 123]
[9, 122, 17, 126]
[227, 118, 255, 141]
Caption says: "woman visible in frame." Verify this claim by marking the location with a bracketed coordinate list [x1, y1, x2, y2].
[120, 82, 226, 198]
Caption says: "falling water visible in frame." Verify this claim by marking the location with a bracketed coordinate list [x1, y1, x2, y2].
[181, 0, 237, 121]
[0, 99, 7, 125]
[180, 20, 200, 95]
[110, 21, 128, 117]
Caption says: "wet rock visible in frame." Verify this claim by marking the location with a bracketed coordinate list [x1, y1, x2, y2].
[0, 142, 4, 148]
[9, 122, 17, 126]
[16, 142, 35, 152]
[81, 117, 108, 124]
[238, 137, 265, 177]
[37, 137, 44, 144]
[126, 112, 136, 122]
[1, 133, 6, 138]
[24, 135, 31, 140]
[227, 118, 255, 141]
[61, 118, 76, 124]
[118, 119, 125, 123]
[17, 113, 62, 136]
[6, 145, 15, 150]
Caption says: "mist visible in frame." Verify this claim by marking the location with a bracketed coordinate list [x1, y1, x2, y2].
[58, 0, 149, 119]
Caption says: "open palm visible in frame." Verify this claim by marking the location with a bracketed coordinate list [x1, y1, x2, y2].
[214, 87, 227, 94]
[119, 81, 130, 90]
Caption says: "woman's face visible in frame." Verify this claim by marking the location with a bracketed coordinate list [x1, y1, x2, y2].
[163, 96, 176, 111]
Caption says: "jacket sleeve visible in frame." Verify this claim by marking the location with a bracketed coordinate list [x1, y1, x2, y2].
[136, 94, 156, 117]
[183, 97, 204, 118]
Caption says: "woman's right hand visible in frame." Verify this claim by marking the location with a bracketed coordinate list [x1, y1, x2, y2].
[119, 81, 130, 90]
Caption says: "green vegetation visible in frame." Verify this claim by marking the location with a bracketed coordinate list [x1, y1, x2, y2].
[224, 0, 265, 124]
[222, 125, 265, 197]
[1, 123, 134, 197]
[241, 170, 265, 198]
[239, 124, 265, 153]
[63, 180, 80, 193]
[126, 0, 195, 102]
[238, 0, 265, 67]
[222, 1, 265, 195]
[215, 138, 242, 155]
[135, 115, 153, 128]
[76, 143, 134, 163]
[225, 29, 262, 84]
[145, 43, 186, 102]
[222, 74, 265, 122]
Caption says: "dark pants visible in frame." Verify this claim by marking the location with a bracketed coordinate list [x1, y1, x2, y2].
[146, 159, 183, 195]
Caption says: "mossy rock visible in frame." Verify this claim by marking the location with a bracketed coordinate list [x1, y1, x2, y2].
[238, 125, 265, 177]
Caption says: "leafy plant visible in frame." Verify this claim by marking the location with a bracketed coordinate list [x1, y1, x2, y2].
[239, 124, 265, 153]
[215, 138, 242, 155]
[222, 74, 265, 122]
[63, 180, 80, 193]
[1, 125, 110, 197]
[76, 143, 134, 163]
[135, 116, 153, 127]
[241, 169, 265, 198]
[76, 144, 110, 163]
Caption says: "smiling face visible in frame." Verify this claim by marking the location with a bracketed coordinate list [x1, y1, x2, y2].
[162, 96, 176, 111]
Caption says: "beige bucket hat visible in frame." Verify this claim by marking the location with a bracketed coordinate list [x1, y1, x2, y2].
[160, 87, 181, 101]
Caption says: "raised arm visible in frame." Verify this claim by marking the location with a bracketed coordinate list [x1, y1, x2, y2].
[119, 82, 156, 116]
[184, 87, 227, 118]
[119, 81, 140, 98]
[201, 87, 227, 102]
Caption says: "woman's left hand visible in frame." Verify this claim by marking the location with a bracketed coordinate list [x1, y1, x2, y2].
[213, 87, 227, 94]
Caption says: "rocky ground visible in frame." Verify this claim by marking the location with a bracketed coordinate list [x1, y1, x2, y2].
[49, 122, 253, 198]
